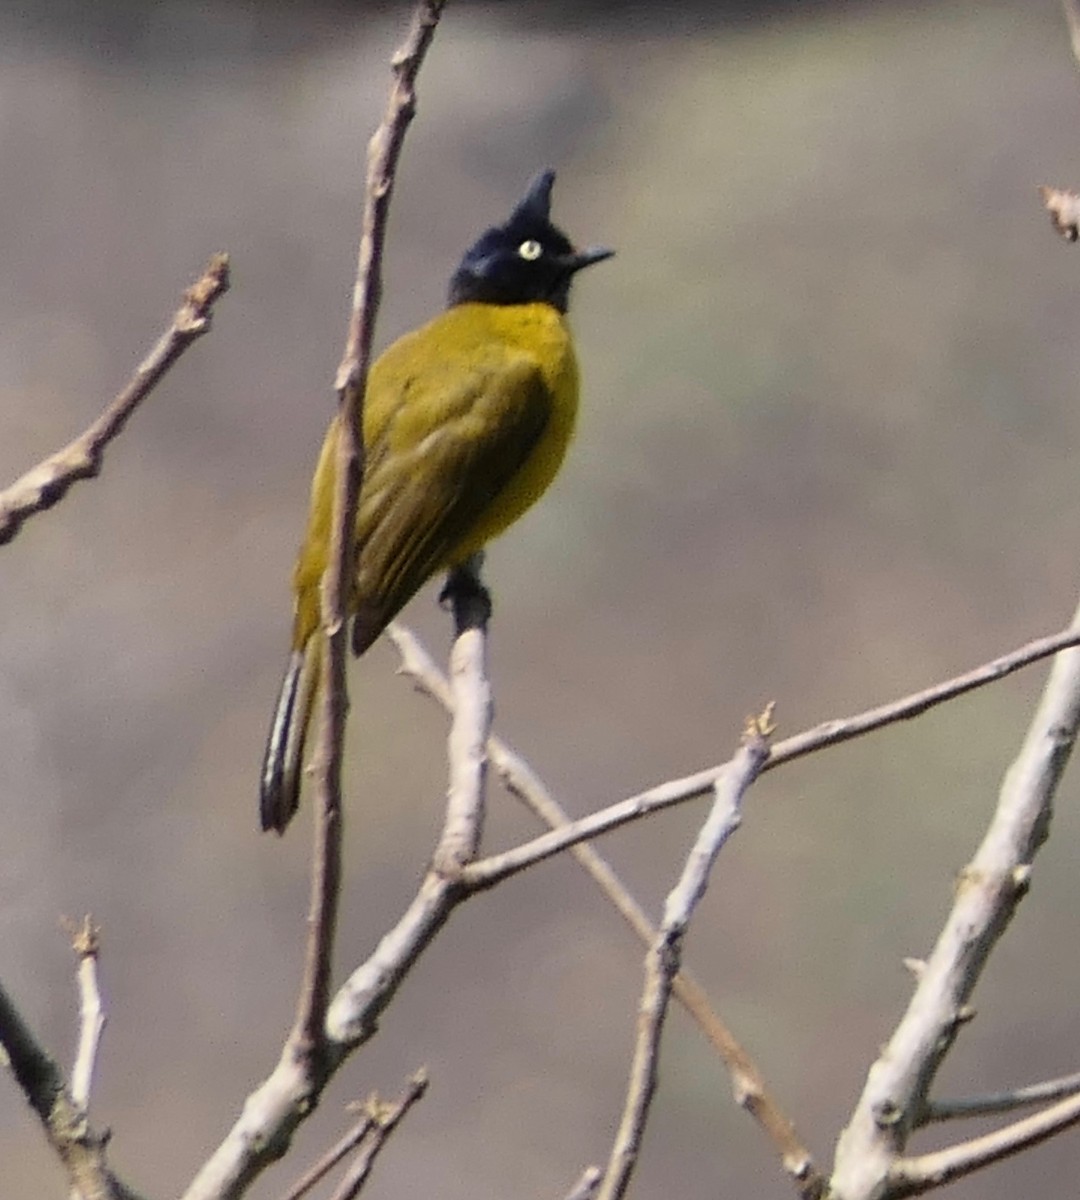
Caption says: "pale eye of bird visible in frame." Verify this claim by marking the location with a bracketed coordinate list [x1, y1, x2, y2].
[517, 239, 543, 261]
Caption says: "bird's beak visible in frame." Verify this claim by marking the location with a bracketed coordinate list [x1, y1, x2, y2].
[566, 245, 615, 272]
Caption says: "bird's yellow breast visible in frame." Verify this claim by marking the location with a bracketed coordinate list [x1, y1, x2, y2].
[391, 302, 578, 558]
[290, 301, 580, 648]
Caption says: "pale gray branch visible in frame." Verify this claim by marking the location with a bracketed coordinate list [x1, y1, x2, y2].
[595, 730, 770, 1200]
[923, 1069, 1080, 1124]
[830, 597, 1080, 1199]
[67, 917, 106, 1113]
[892, 1091, 1080, 1195]
[388, 620, 825, 1196]
[433, 557, 492, 874]
[0, 977, 143, 1200]
[460, 624, 1080, 890]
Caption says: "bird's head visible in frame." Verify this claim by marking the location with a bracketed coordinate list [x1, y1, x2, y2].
[448, 170, 613, 314]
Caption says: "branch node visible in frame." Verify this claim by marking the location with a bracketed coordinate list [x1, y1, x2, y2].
[745, 701, 777, 742]
[63, 914, 102, 959]
[872, 1098, 903, 1129]
[1040, 184, 1080, 242]
[1011, 864, 1032, 895]
[952, 1004, 977, 1028]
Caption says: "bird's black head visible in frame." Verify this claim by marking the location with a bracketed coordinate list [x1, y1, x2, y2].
[447, 170, 613, 314]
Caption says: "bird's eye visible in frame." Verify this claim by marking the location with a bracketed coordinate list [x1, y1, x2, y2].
[517, 239, 543, 261]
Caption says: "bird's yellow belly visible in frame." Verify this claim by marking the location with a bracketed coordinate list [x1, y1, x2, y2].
[446, 349, 578, 564]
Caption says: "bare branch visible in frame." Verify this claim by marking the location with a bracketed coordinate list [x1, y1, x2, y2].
[563, 1166, 602, 1200]
[433, 558, 493, 873]
[388, 621, 824, 1198]
[0, 252, 229, 547]
[278, 1112, 375, 1200]
[892, 1091, 1080, 1196]
[460, 622, 1080, 889]
[0, 978, 144, 1200]
[65, 916, 106, 1113]
[325, 573, 493, 1051]
[181, 7, 446, 1197]
[766, 623, 1080, 770]
[924, 1070, 1080, 1124]
[295, 0, 446, 1064]
[830, 598, 1080, 1199]
[595, 724, 771, 1200]
[325, 1071, 429, 1200]
[277, 1071, 428, 1200]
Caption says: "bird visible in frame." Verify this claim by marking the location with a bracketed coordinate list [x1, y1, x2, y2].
[259, 169, 613, 833]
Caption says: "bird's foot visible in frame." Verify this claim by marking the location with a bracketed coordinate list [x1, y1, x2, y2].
[440, 553, 492, 636]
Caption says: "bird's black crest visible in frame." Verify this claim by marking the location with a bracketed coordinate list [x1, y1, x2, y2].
[448, 170, 613, 314]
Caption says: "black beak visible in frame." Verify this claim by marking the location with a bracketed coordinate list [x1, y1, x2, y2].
[565, 245, 615, 272]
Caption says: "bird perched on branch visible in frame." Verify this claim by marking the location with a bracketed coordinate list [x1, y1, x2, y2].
[260, 170, 613, 833]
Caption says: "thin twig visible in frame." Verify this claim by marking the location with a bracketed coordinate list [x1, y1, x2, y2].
[595, 722, 772, 1200]
[459, 622, 1080, 890]
[891, 1091, 1080, 1196]
[325, 1070, 429, 1200]
[0, 979, 144, 1200]
[278, 1115, 375, 1200]
[0, 253, 229, 547]
[181, 8, 446, 1198]
[830, 596, 1080, 1199]
[563, 1166, 602, 1200]
[293, 0, 447, 1070]
[65, 916, 106, 1113]
[923, 1069, 1080, 1124]
[765, 623, 1080, 769]
[388, 621, 824, 1198]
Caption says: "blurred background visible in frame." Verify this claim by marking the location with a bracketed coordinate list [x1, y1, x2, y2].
[3, 0, 1080, 1196]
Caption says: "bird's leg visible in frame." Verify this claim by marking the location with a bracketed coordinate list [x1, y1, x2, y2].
[440, 551, 492, 638]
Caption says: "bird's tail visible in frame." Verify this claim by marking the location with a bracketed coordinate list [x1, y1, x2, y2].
[260, 637, 322, 834]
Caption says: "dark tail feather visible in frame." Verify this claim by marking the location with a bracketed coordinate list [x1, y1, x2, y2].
[260, 640, 321, 834]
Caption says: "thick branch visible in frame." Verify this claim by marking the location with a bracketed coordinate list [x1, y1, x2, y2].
[434, 559, 492, 872]
[830, 597, 1080, 1199]
[0, 252, 229, 547]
